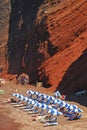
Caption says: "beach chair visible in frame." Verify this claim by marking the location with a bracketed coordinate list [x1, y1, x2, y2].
[68, 113, 82, 120]
[44, 121, 58, 126]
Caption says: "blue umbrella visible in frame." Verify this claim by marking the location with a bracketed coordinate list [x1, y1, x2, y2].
[37, 94, 50, 103]
[54, 91, 61, 98]
[12, 93, 24, 100]
[48, 108, 62, 116]
[70, 108, 83, 113]
[26, 90, 40, 95]
[13, 93, 34, 103]
[26, 90, 40, 99]
[53, 99, 62, 105]
[26, 90, 35, 98]
[32, 102, 53, 115]
[67, 105, 78, 109]
[33, 102, 52, 109]
[64, 103, 70, 108]
[67, 104, 83, 113]
[23, 96, 32, 102]
[59, 101, 70, 108]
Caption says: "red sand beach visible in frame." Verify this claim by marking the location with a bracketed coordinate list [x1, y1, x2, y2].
[0, 79, 87, 130]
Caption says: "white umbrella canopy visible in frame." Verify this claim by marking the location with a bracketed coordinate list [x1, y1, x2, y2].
[12, 93, 36, 104]
[48, 108, 62, 116]
[37, 94, 51, 103]
[52, 99, 64, 108]
[27, 90, 48, 97]
[67, 104, 83, 113]
[69, 107, 83, 113]
[54, 91, 61, 98]
[73, 108, 83, 113]
[26, 90, 39, 99]
[12, 93, 24, 100]
[34, 102, 52, 110]
[32, 102, 53, 115]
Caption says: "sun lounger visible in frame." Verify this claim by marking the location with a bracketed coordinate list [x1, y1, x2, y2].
[44, 122, 58, 126]
[68, 114, 82, 120]
[13, 103, 25, 108]
[24, 107, 34, 112]
[64, 113, 74, 117]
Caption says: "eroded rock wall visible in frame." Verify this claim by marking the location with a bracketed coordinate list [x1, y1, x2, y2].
[0, 0, 87, 93]
[0, 0, 10, 64]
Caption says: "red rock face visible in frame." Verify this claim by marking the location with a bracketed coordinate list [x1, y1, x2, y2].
[0, 0, 10, 65]
[0, 0, 87, 93]
[40, 0, 87, 93]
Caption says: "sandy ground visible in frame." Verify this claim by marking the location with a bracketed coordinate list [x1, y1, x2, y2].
[0, 79, 87, 130]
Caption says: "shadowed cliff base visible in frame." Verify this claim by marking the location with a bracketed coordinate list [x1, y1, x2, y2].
[57, 49, 87, 95]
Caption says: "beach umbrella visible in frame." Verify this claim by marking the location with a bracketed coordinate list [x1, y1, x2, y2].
[23, 99, 38, 111]
[67, 105, 78, 109]
[12, 93, 38, 110]
[70, 108, 83, 113]
[53, 99, 62, 105]
[37, 94, 50, 103]
[41, 94, 50, 99]
[42, 104, 52, 109]
[23, 96, 33, 102]
[26, 90, 40, 99]
[37, 94, 57, 104]
[26, 90, 35, 98]
[37, 93, 50, 99]
[54, 91, 61, 98]
[59, 101, 70, 108]
[12, 93, 24, 100]
[32, 102, 53, 115]
[31, 102, 52, 111]
[26, 90, 40, 95]
[48, 108, 62, 116]
[43, 96, 56, 104]
[13, 93, 33, 102]
[49, 96, 56, 101]
[52, 99, 70, 109]
[67, 104, 83, 113]
[26, 90, 34, 94]
[33, 102, 52, 109]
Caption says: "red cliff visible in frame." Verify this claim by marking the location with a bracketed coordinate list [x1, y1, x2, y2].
[0, 0, 87, 94]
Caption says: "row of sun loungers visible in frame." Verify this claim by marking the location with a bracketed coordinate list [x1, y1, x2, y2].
[9, 90, 83, 126]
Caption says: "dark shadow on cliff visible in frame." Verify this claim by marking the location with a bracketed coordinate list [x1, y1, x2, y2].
[7, 0, 58, 85]
[37, 67, 51, 88]
[56, 49, 87, 106]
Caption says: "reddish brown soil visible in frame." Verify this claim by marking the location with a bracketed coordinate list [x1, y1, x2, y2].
[0, 81, 87, 130]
